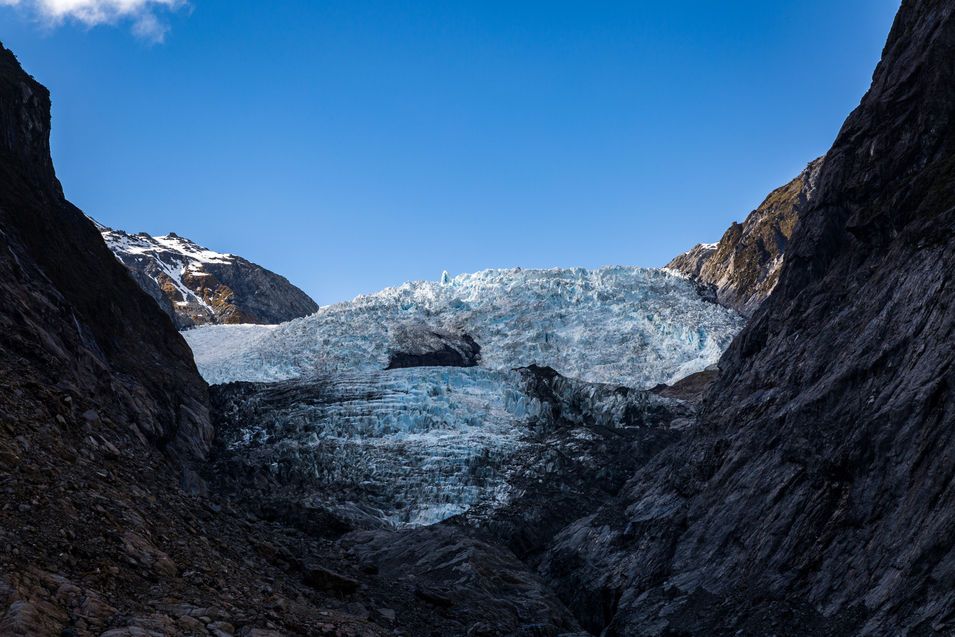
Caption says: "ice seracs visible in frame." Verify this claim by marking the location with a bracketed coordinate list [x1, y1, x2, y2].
[185, 265, 744, 388]
[214, 367, 534, 526]
[193, 265, 745, 527]
[211, 365, 691, 527]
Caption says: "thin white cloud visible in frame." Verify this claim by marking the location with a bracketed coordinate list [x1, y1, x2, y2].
[1, 0, 186, 43]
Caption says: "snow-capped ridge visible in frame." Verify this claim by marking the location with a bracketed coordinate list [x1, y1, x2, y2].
[98, 223, 318, 327]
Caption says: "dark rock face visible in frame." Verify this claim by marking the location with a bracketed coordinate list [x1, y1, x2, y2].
[0, 43, 210, 461]
[534, 2, 955, 634]
[341, 524, 582, 636]
[100, 225, 318, 328]
[668, 156, 825, 316]
[386, 326, 481, 369]
[650, 367, 719, 403]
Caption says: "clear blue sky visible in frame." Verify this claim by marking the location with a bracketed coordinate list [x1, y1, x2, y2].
[1, 1, 900, 305]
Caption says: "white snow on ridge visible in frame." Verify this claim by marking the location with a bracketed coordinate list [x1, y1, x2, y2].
[152, 234, 233, 264]
[101, 228, 233, 265]
[99, 226, 236, 316]
[184, 265, 744, 388]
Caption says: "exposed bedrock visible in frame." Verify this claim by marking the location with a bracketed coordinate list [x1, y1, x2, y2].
[667, 157, 825, 316]
[533, 2, 955, 635]
[385, 325, 482, 369]
[100, 226, 319, 328]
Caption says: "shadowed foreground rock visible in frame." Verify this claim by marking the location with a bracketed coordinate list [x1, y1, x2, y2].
[535, 2, 955, 634]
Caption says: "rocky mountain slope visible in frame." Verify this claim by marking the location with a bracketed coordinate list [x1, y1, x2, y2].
[528, 1, 955, 634]
[0, 47, 210, 465]
[668, 155, 825, 315]
[99, 224, 318, 328]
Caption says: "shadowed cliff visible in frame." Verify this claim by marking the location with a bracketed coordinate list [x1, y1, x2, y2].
[538, 2, 955, 634]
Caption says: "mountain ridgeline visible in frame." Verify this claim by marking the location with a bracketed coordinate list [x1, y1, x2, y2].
[668, 156, 825, 315]
[99, 225, 318, 328]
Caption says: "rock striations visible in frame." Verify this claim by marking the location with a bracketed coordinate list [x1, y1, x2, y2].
[0, 44, 210, 463]
[99, 225, 318, 328]
[535, 1, 955, 634]
[668, 155, 825, 315]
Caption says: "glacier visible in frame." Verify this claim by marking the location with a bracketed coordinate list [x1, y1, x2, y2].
[185, 265, 743, 388]
[213, 368, 535, 527]
[195, 266, 745, 527]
